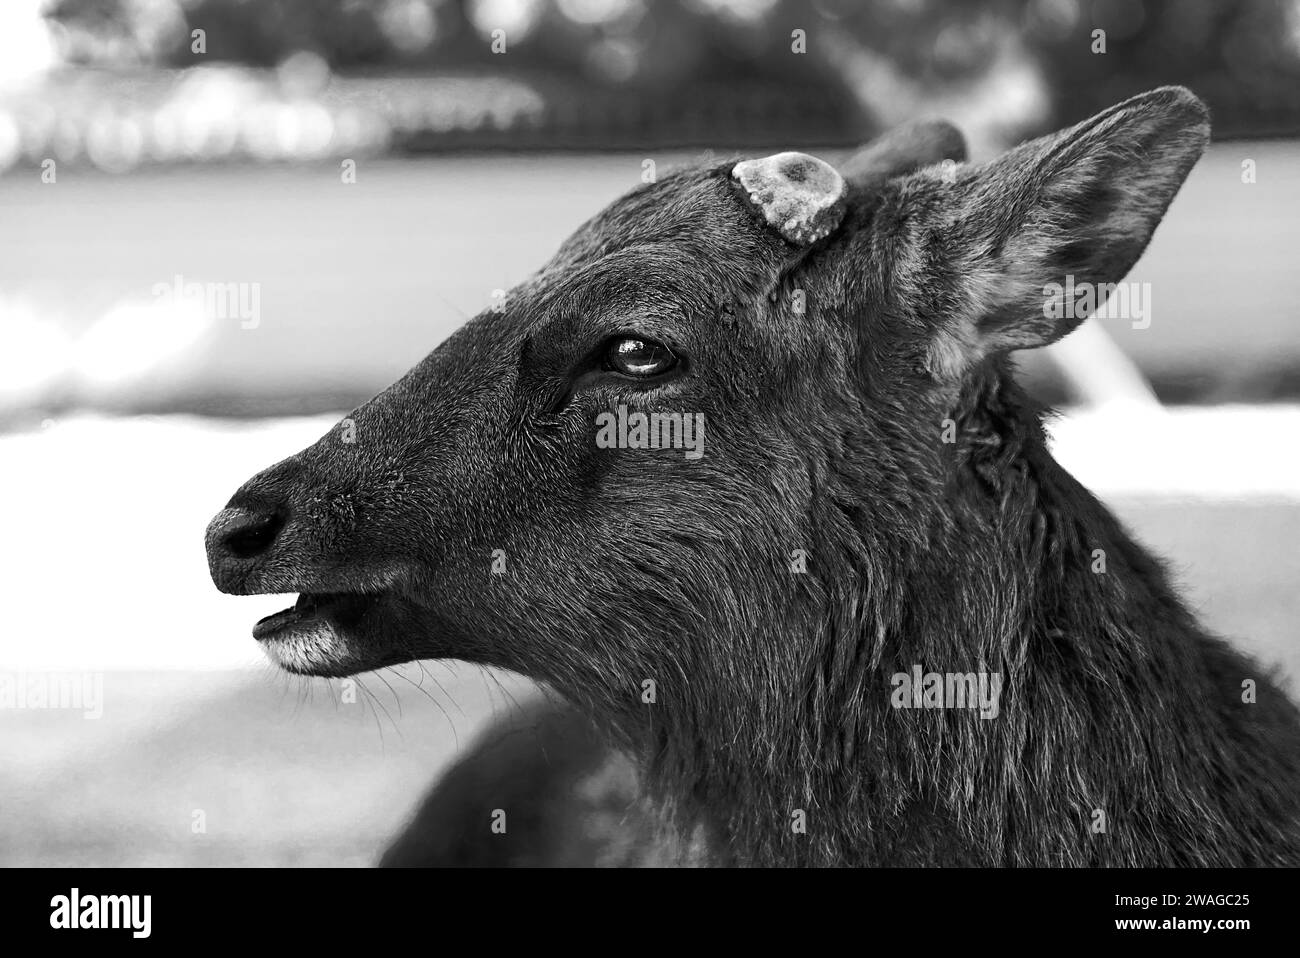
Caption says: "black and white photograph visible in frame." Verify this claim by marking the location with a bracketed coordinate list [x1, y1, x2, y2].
[1, 0, 1298, 939]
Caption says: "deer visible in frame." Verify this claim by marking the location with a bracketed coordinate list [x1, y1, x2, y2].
[206, 86, 1300, 867]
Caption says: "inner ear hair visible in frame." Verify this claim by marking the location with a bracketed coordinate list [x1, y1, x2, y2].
[886, 86, 1210, 379]
[840, 120, 968, 188]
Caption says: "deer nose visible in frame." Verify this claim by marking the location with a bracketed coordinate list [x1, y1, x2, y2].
[205, 506, 288, 592]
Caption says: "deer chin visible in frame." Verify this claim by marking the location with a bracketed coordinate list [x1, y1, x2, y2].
[253, 591, 390, 677]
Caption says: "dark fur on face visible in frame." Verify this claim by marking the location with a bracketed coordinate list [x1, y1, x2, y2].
[208, 87, 1300, 866]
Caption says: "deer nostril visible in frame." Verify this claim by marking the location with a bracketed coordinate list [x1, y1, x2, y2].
[220, 509, 286, 560]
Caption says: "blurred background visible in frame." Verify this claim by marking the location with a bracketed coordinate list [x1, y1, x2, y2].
[2, 0, 1298, 866]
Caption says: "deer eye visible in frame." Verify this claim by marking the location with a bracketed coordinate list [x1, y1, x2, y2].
[605, 336, 678, 377]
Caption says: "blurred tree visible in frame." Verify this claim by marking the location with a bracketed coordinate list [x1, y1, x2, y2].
[37, 0, 1300, 149]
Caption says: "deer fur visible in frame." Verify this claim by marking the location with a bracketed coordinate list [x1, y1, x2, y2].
[207, 87, 1300, 866]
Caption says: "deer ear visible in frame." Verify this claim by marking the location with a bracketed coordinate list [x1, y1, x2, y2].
[732, 152, 847, 246]
[840, 120, 967, 187]
[878, 86, 1209, 373]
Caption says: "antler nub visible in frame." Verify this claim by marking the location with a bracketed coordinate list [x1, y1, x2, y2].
[731, 152, 846, 246]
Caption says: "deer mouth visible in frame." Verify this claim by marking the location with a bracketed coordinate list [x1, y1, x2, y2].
[252, 591, 382, 642]
[247, 589, 400, 677]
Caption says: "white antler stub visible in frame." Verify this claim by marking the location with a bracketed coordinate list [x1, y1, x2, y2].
[732, 152, 846, 246]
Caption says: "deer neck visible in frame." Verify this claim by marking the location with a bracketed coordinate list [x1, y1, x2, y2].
[640, 374, 1223, 865]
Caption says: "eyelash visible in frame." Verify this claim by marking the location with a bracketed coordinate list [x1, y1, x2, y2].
[531, 333, 685, 424]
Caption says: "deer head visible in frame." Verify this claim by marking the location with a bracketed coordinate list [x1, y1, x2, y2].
[206, 87, 1208, 762]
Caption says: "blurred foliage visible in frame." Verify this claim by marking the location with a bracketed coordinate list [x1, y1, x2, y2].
[1024, 0, 1300, 136]
[43, 0, 1300, 121]
[10, 0, 1299, 174]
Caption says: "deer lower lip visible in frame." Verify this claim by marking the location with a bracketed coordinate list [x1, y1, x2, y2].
[252, 592, 380, 641]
